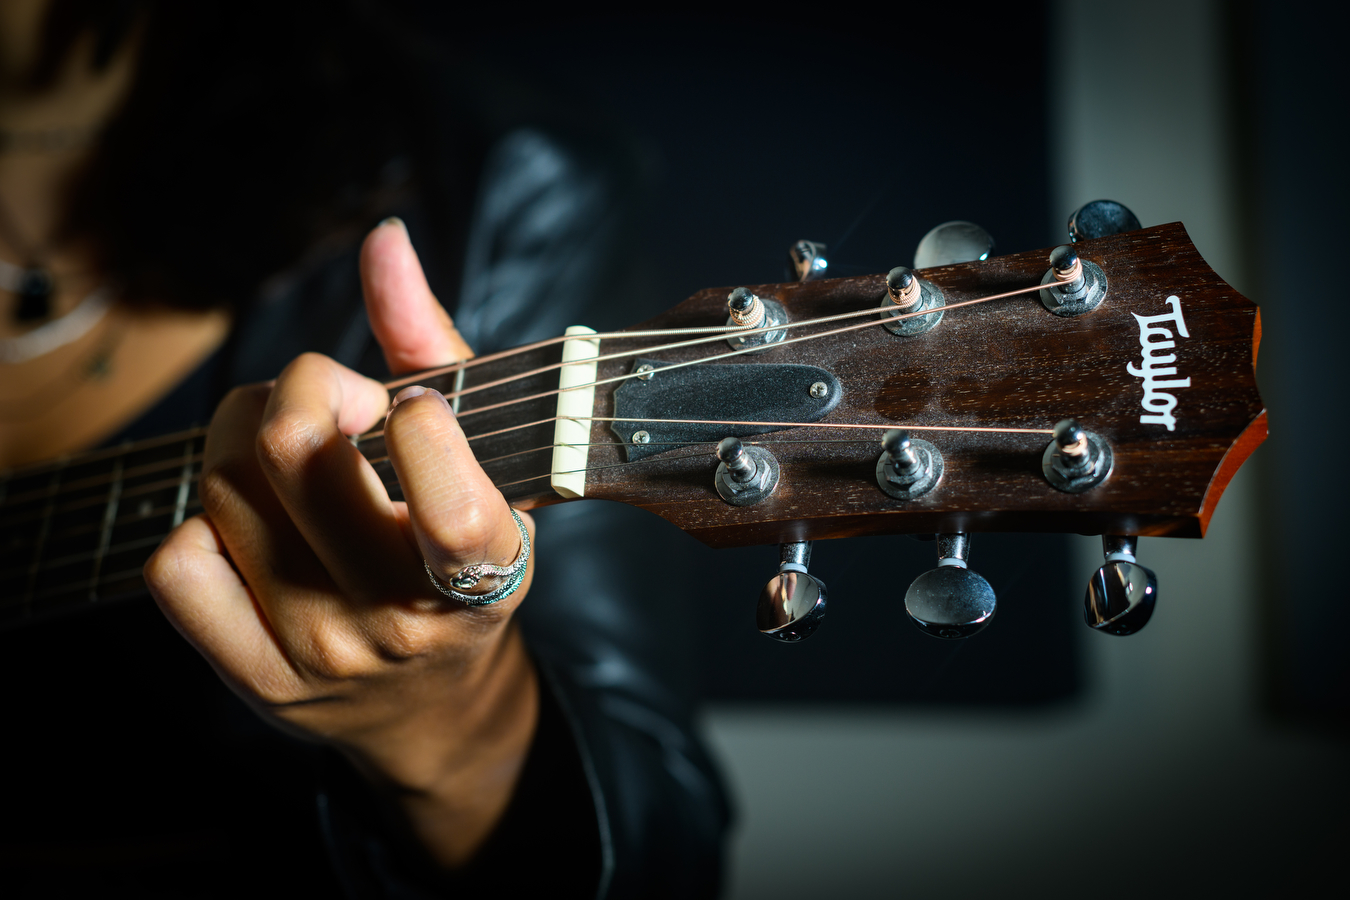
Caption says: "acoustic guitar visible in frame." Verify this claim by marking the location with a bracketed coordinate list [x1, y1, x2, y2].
[0, 204, 1265, 643]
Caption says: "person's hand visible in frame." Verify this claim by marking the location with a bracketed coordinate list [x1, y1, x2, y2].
[143, 219, 537, 867]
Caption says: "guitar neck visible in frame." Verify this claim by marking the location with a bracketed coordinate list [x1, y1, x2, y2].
[0, 343, 568, 630]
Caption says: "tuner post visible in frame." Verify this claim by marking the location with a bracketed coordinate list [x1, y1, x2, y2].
[725, 288, 788, 352]
[878, 266, 946, 336]
[1042, 418, 1113, 493]
[875, 428, 944, 499]
[714, 436, 780, 506]
[1039, 244, 1107, 316]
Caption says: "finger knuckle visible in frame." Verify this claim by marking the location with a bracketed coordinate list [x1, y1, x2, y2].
[365, 614, 439, 662]
[454, 496, 499, 549]
[141, 536, 185, 598]
[255, 411, 325, 479]
[295, 613, 374, 682]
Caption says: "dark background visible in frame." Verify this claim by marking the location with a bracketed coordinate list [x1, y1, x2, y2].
[432, 7, 1089, 707]
[425, 6, 1350, 898]
[423, 2, 1349, 722]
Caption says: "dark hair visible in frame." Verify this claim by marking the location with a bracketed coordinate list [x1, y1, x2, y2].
[46, 0, 480, 309]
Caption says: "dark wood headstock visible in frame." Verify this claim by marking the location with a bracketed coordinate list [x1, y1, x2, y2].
[0, 222, 1265, 628]
[575, 223, 1264, 548]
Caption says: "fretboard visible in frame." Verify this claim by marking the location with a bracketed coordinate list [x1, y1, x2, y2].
[0, 342, 568, 631]
[0, 429, 207, 629]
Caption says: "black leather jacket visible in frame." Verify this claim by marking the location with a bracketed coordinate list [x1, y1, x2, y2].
[309, 129, 731, 898]
[0, 128, 727, 898]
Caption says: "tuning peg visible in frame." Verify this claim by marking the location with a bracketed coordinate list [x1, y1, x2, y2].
[757, 541, 827, 642]
[904, 533, 996, 639]
[1067, 200, 1142, 242]
[1038, 244, 1107, 316]
[875, 428, 943, 499]
[725, 287, 788, 352]
[913, 221, 995, 269]
[714, 436, 779, 506]
[1042, 418, 1113, 492]
[1085, 535, 1157, 635]
[788, 240, 829, 282]
[878, 266, 946, 336]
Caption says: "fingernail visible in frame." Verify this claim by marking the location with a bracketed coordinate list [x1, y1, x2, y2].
[389, 385, 453, 415]
[380, 216, 408, 236]
[391, 384, 427, 407]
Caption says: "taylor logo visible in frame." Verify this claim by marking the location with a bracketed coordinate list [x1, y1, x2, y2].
[1128, 296, 1189, 431]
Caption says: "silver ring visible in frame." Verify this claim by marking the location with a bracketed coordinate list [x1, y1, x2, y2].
[424, 508, 530, 607]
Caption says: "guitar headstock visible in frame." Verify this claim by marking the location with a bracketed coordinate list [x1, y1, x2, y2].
[577, 222, 1264, 550]
[368, 213, 1264, 640]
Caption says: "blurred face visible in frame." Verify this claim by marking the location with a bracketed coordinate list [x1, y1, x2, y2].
[0, 0, 142, 133]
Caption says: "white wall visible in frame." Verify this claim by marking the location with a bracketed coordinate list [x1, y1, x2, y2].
[701, 3, 1346, 897]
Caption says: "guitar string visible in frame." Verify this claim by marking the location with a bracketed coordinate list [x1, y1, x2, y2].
[3, 407, 1051, 522]
[13, 414, 1026, 578]
[2, 276, 1047, 508]
[381, 273, 946, 392]
[0, 276, 1042, 499]
[366, 424, 1052, 470]
[4, 406, 1056, 571]
[355, 280, 1049, 448]
[388, 281, 1052, 409]
[1, 277, 1051, 542]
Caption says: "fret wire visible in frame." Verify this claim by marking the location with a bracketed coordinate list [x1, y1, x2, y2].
[0, 451, 206, 511]
[23, 463, 65, 611]
[173, 438, 195, 528]
[88, 455, 124, 601]
[0, 470, 204, 531]
[451, 364, 465, 415]
[44, 499, 190, 544]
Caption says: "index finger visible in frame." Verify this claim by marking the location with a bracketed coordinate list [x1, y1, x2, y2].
[253, 353, 423, 605]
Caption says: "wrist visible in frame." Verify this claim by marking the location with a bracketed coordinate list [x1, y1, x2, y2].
[339, 624, 540, 868]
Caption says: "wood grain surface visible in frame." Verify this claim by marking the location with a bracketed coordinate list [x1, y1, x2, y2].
[566, 223, 1264, 548]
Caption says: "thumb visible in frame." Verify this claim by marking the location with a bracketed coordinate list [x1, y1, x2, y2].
[360, 218, 475, 375]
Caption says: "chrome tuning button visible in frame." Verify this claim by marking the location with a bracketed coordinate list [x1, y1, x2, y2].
[1067, 200, 1141, 242]
[714, 436, 779, 506]
[878, 266, 945, 336]
[757, 541, 826, 642]
[1039, 244, 1107, 316]
[875, 429, 943, 499]
[913, 221, 995, 268]
[1085, 535, 1157, 635]
[1042, 418, 1112, 493]
[789, 240, 829, 282]
[725, 287, 788, 352]
[904, 533, 996, 639]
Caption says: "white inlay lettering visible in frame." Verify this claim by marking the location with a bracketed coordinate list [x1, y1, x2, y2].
[1127, 295, 1190, 431]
